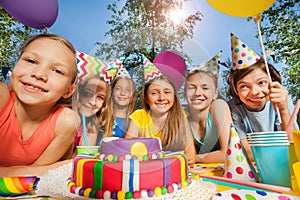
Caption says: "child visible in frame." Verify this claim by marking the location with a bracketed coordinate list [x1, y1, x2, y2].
[73, 75, 114, 147]
[227, 33, 298, 161]
[184, 52, 232, 163]
[126, 56, 196, 164]
[0, 33, 79, 176]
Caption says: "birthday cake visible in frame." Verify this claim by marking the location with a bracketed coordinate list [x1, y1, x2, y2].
[68, 137, 192, 199]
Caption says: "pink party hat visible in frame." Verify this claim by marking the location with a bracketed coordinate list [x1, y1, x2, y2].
[76, 50, 110, 81]
[142, 54, 162, 83]
[231, 33, 261, 70]
[223, 124, 256, 182]
[193, 51, 222, 76]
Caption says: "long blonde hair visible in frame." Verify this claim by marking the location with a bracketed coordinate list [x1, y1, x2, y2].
[142, 75, 187, 151]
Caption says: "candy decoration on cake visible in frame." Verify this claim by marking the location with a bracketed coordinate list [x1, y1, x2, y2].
[142, 55, 162, 83]
[76, 50, 110, 81]
[231, 33, 261, 71]
[192, 51, 222, 77]
[223, 125, 256, 182]
[0, 176, 40, 197]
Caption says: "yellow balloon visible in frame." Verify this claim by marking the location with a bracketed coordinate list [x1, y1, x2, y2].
[207, 0, 276, 17]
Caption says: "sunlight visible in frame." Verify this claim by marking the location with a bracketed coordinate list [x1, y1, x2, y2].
[168, 8, 183, 26]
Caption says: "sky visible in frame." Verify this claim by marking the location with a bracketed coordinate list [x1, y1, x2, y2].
[49, 0, 264, 69]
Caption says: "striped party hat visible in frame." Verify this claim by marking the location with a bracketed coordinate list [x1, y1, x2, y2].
[110, 56, 131, 79]
[193, 51, 222, 76]
[0, 176, 40, 196]
[76, 50, 110, 81]
[142, 55, 162, 83]
[231, 33, 261, 70]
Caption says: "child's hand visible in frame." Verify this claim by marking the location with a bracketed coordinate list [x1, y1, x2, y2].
[269, 81, 289, 111]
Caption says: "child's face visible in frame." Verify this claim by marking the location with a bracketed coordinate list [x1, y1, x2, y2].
[78, 78, 107, 117]
[112, 78, 134, 107]
[185, 72, 217, 111]
[236, 68, 270, 111]
[10, 38, 76, 106]
[146, 79, 175, 115]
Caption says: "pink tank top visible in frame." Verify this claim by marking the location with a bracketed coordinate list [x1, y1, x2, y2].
[0, 89, 65, 166]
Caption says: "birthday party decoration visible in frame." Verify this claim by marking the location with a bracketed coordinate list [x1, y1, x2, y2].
[0, 0, 58, 29]
[109, 56, 131, 79]
[231, 33, 261, 70]
[193, 51, 222, 76]
[142, 55, 162, 83]
[0, 176, 40, 197]
[76, 51, 110, 81]
[223, 125, 256, 182]
[153, 50, 186, 90]
[206, 0, 275, 17]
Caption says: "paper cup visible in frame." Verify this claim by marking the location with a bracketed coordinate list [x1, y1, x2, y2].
[250, 144, 291, 188]
[76, 146, 99, 155]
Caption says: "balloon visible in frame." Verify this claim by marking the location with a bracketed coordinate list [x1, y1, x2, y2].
[207, 0, 275, 17]
[0, 0, 58, 29]
[154, 50, 187, 90]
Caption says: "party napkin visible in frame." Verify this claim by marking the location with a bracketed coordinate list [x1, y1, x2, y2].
[223, 125, 256, 182]
[0, 176, 40, 197]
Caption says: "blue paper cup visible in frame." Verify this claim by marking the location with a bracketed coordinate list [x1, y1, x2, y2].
[250, 143, 291, 188]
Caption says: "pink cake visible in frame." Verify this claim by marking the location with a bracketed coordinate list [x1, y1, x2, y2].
[68, 137, 192, 199]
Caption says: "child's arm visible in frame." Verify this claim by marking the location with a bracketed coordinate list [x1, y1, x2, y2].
[184, 118, 196, 165]
[125, 119, 140, 138]
[0, 82, 10, 109]
[269, 81, 295, 139]
[196, 99, 232, 163]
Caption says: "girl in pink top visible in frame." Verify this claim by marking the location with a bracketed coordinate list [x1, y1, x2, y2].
[0, 34, 79, 177]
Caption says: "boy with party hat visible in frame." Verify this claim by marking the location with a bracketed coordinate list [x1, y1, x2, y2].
[227, 33, 298, 162]
[125, 54, 196, 164]
[184, 51, 232, 163]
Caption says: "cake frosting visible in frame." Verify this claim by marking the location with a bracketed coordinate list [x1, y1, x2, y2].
[68, 137, 193, 199]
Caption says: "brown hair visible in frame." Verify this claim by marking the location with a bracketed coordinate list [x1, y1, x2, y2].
[19, 33, 78, 106]
[73, 76, 114, 136]
[109, 76, 136, 136]
[142, 75, 187, 151]
[228, 58, 281, 101]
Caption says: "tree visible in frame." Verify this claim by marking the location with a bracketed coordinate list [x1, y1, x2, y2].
[0, 7, 40, 81]
[259, 0, 300, 125]
[94, 0, 202, 61]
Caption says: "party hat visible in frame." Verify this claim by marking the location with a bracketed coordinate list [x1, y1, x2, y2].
[223, 124, 256, 182]
[193, 51, 222, 76]
[231, 33, 261, 70]
[0, 176, 40, 197]
[76, 50, 110, 81]
[110, 56, 131, 79]
[142, 54, 162, 83]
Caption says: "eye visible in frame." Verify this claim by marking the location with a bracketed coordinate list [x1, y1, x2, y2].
[97, 95, 105, 101]
[54, 69, 64, 75]
[25, 58, 36, 64]
[258, 80, 268, 86]
[83, 91, 93, 98]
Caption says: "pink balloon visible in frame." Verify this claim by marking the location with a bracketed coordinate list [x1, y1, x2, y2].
[0, 0, 58, 29]
[154, 50, 187, 90]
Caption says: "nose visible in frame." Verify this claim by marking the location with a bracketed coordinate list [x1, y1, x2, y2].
[195, 87, 203, 96]
[31, 66, 48, 82]
[250, 84, 261, 94]
[88, 96, 97, 108]
[158, 93, 165, 101]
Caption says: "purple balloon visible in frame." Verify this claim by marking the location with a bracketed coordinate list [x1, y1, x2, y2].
[154, 50, 187, 90]
[0, 0, 58, 29]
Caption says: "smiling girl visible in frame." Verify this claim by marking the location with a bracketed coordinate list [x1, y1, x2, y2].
[0, 34, 79, 176]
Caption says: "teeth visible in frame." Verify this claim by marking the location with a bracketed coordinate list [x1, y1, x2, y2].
[26, 84, 43, 92]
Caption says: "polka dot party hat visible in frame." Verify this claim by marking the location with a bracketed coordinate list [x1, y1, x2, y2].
[142, 54, 162, 83]
[223, 124, 256, 182]
[76, 50, 110, 81]
[231, 33, 261, 70]
[193, 51, 222, 77]
[109, 56, 131, 79]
